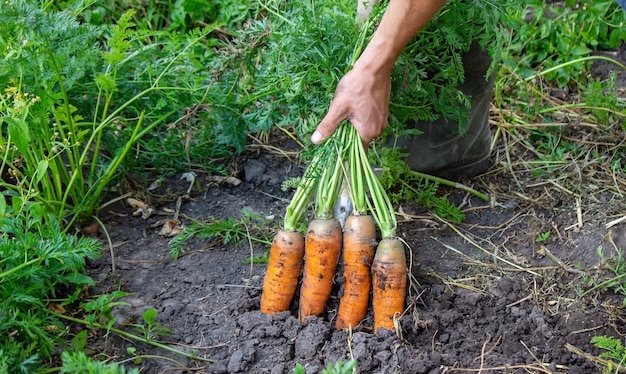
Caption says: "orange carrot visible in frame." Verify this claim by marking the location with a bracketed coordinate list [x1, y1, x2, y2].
[335, 214, 376, 330]
[372, 237, 407, 334]
[260, 230, 305, 315]
[299, 218, 343, 322]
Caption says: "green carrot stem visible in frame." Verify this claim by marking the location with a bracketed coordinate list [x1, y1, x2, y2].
[283, 153, 321, 232]
[356, 131, 396, 238]
[346, 125, 367, 214]
[315, 138, 345, 220]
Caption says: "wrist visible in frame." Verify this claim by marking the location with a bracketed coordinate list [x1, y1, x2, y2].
[352, 37, 397, 79]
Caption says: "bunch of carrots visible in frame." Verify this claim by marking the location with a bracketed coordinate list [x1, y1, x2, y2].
[260, 12, 406, 334]
[260, 122, 406, 335]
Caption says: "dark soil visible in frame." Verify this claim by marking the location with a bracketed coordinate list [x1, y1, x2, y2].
[85, 142, 625, 374]
[82, 46, 626, 374]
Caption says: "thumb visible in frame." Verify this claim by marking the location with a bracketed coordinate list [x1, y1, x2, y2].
[311, 106, 345, 144]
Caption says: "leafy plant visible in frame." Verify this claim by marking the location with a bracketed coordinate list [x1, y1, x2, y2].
[506, 0, 626, 87]
[234, 0, 517, 141]
[581, 247, 626, 305]
[535, 231, 551, 243]
[83, 290, 131, 331]
[244, 251, 270, 264]
[0, 1, 217, 228]
[0, 203, 101, 372]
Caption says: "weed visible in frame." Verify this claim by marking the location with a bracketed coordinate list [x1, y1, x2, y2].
[168, 210, 273, 260]
[582, 247, 626, 304]
[506, 0, 625, 88]
[83, 291, 131, 331]
[322, 359, 358, 374]
[130, 307, 172, 342]
[535, 231, 551, 243]
[245, 251, 270, 264]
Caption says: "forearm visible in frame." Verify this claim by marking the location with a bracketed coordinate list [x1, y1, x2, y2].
[354, 0, 446, 76]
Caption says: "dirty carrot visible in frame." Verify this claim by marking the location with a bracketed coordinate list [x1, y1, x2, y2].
[260, 230, 305, 315]
[371, 237, 406, 334]
[335, 214, 376, 330]
[299, 218, 343, 322]
[299, 146, 345, 322]
[346, 125, 406, 334]
[260, 153, 320, 316]
[335, 125, 376, 330]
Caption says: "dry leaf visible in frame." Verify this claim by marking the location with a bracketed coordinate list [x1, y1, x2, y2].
[49, 303, 66, 314]
[126, 197, 154, 219]
[158, 219, 183, 237]
[207, 175, 242, 186]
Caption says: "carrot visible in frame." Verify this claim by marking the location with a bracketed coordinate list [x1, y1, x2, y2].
[371, 237, 407, 334]
[260, 230, 305, 315]
[260, 152, 319, 316]
[335, 214, 376, 330]
[299, 218, 343, 322]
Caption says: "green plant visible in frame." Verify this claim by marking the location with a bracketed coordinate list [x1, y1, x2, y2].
[130, 307, 172, 342]
[581, 247, 626, 304]
[292, 359, 357, 374]
[60, 351, 140, 374]
[322, 359, 358, 374]
[0, 203, 101, 372]
[506, 0, 625, 88]
[0, 1, 217, 228]
[376, 148, 467, 223]
[83, 291, 131, 331]
[244, 251, 270, 264]
[535, 231, 551, 243]
[591, 335, 626, 373]
[236, 0, 516, 140]
[168, 211, 273, 260]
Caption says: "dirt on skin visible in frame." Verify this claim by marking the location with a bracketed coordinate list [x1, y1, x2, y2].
[81, 47, 626, 373]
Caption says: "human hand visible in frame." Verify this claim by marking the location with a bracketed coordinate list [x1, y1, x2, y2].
[311, 66, 391, 146]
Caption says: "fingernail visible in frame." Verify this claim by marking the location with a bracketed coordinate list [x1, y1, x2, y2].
[311, 130, 323, 144]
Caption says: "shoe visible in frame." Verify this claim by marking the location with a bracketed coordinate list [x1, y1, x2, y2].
[393, 41, 495, 181]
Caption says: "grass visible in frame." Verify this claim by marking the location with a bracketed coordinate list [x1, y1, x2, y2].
[0, 0, 625, 371]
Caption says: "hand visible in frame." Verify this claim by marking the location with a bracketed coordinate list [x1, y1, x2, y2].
[311, 66, 391, 147]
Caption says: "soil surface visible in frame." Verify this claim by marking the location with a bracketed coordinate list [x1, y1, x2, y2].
[83, 46, 626, 373]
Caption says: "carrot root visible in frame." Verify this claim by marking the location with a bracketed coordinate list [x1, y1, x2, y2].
[335, 215, 376, 330]
[260, 230, 305, 316]
[299, 218, 343, 322]
[372, 237, 407, 334]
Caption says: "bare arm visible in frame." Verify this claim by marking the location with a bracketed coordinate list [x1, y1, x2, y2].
[311, 0, 447, 145]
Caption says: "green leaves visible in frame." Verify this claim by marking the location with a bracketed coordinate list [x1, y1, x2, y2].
[0, 205, 101, 372]
[508, 0, 626, 87]
[6, 117, 29, 155]
[591, 335, 626, 371]
[102, 10, 136, 65]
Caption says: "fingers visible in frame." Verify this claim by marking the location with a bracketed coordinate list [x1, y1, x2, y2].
[311, 104, 345, 145]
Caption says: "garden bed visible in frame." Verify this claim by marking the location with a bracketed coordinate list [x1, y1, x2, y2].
[87, 113, 626, 373]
